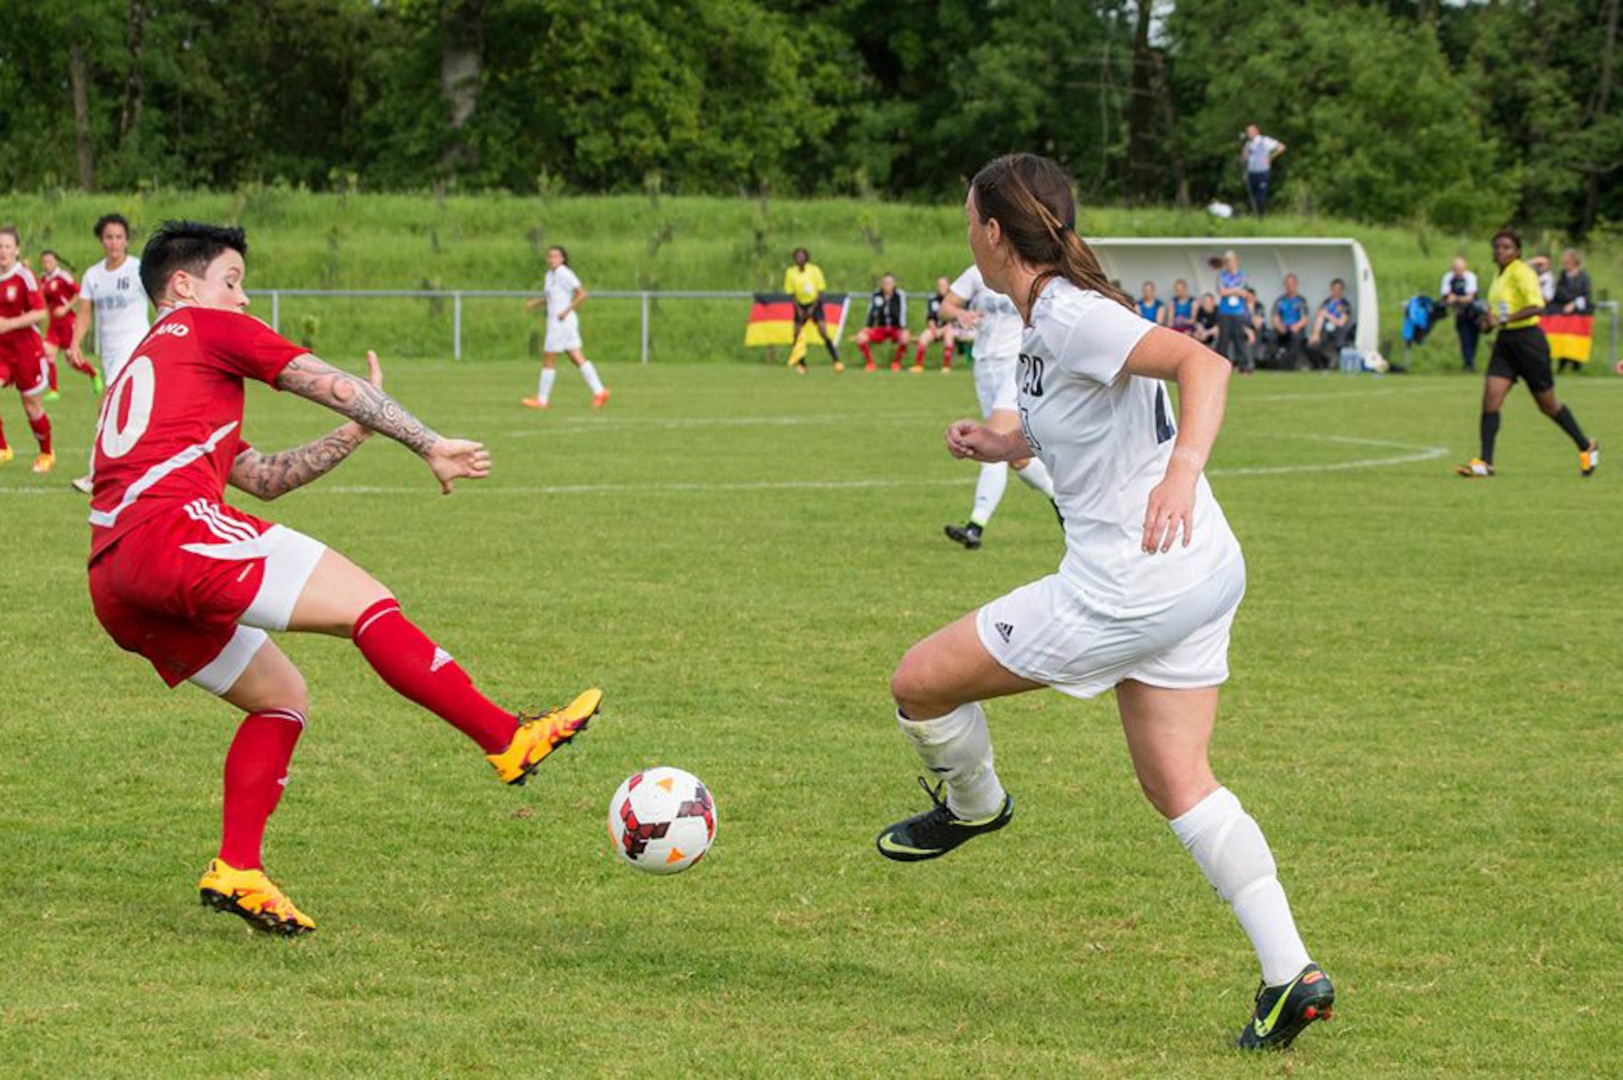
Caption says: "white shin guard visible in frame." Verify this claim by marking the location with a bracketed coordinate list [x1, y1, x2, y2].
[895, 703, 1006, 821]
[970, 463, 1009, 528]
[1170, 787, 1312, 986]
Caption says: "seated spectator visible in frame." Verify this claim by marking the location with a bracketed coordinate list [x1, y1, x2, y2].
[1194, 292, 1220, 346]
[1307, 278, 1353, 370]
[1169, 279, 1197, 334]
[1137, 280, 1168, 325]
[1269, 273, 1311, 369]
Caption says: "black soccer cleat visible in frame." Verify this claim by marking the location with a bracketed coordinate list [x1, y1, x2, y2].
[944, 522, 984, 550]
[1236, 962, 1335, 1051]
[875, 777, 1013, 861]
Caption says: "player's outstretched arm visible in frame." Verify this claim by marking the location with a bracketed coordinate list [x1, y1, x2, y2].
[275, 350, 491, 494]
[230, 351, 385, 500]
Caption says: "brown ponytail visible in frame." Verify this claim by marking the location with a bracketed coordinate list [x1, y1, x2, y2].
[969, 153, 1133, 311]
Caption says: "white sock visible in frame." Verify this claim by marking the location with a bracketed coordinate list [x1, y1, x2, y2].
[1014, 457, 1056, 499]
[970, 462, 1008, 527]
[1170, 787, 1312, 986]
[895, 703, 1005, 820]
[577, 361, 605, 394]
[539, 368, 557, 403]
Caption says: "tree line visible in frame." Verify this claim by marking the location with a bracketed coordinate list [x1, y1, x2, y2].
[1, 1, 1618, 236]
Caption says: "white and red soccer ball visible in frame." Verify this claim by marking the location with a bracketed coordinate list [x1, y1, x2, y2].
[607, 767, 716, 874]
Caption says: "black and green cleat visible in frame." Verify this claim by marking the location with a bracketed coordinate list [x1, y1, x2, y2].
[875, 777, 1013, 862]
[1236, 963, 1335, 1050]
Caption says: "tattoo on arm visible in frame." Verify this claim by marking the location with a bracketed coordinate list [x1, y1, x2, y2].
[230, 426, 369, 501]
[275, 354, 439, 454]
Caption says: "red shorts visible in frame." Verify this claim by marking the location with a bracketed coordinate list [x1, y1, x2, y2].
[45, 320, 75, 349]
[863, 326, 906, 343]
[89, 499, 327, 691]
[0, 349, 46, 396]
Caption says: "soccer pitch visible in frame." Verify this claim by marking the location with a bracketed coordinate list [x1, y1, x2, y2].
[3, 360, 1619, 1077]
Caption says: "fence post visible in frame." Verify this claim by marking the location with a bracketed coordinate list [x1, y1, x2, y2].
[641, 292, 650, 364]
[271, 291, 280, 332]
[453, 292, 462, 361]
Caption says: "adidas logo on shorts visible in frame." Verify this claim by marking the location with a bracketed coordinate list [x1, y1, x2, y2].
[994, 622, 1014, 643]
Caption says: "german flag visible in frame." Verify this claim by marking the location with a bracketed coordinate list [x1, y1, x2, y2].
[744, 292, 849, 348]
[1544, 313, 1594, 364]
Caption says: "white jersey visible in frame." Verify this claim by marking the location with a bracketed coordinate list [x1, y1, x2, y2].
[544, 265, 581, 320]
[949, 264, 1022, 362]
[1019, 278, 1241, 615]
[81, 256, 149, 377]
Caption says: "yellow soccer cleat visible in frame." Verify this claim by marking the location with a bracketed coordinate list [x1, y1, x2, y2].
[1455, 458, 1494, 478]
[32, 452, 54, 474]
[0, 447, 13, 466]
[198, 859, 316, 936]
[488, 687, 603, 785]
[1580, 440, 1600, 478]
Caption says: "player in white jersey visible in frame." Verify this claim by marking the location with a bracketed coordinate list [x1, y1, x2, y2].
[69, 214, 151, 493]
[522, 246, 608, 410]
[938, 262, 1055, 550]
[874, 155, 1333, 1052]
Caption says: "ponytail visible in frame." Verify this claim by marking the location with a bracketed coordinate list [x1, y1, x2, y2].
[970, 154, 1133, 311]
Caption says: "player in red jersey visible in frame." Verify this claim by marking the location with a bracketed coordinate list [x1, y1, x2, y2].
[87, 221, 602, 936]
[0, 226, 55, 472]
[38, 250, 94, 399]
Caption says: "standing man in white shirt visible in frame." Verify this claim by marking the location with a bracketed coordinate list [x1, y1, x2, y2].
[1439, 257, 1480, 373]
[1241, 124, 1286, 217]
[70, 213, 151, 493]
[522, 245, 608, 410]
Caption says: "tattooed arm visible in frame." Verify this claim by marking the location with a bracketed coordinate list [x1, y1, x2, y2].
[273, 350, 490, 494]
[229, 423, 371, 501]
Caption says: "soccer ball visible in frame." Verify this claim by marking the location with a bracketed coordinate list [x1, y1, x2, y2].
[607, 767, 716, 874]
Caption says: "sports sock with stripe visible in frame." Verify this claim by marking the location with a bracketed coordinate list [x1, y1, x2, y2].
[1170, 787, 1312, 986]
[352, 599, 519, 754]
[219, 709, 305, 870]
[895, 702, 1005, 820]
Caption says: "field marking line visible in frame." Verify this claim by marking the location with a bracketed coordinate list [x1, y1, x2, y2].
[0, 435, 1452, 498]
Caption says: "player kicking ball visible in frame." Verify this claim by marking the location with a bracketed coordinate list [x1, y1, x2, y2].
[874, 156, 1333, 1050]
[87, 222, 601, 936]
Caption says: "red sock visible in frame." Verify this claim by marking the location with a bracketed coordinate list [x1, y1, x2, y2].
[894, 344, 908, 367]
[28, 411, 51, 454]
[943, 341, 954, 368]
[0, 416, 8, 452]
[47, 357, 59, 392]
[858, 340, 876, 366]
[352, 599, 518, 753]
[913, 342, 926, 366]
[219, 709, 305, 870]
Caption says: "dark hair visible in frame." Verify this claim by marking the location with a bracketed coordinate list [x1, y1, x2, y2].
[0, 225, 19, 244]
[139, 221, 248, 304]
[94, 213, 131, 240]
[40, 248, 59, 261]
[1492, 227, 1521, 253]
[1329, 277, 1345, 289]
[792, 247, 809, 261]
[548, 244, 569, 265]
[969, 153, 1131, 309]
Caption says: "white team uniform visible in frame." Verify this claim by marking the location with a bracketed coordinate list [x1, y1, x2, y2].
[950, 264, 1022, 416]
[975, 278, 1246, 698]
[543, 265, 583, 353]
[80, 257, 149, 382]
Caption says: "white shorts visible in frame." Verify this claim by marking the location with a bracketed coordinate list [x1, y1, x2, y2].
[101, 337, 142, 384]
[975, 556, 1245, 699]
[974, 356, 1018, 417]
[544, 313, 583, 353]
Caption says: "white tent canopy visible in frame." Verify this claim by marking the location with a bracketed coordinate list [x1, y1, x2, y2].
[1088, 237, 1379, 357]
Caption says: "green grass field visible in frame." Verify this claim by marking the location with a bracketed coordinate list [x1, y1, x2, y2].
[5, 187, 1621, 373]
[2, 360, 1620, 1077]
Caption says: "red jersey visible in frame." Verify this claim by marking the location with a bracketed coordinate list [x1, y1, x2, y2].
[88, 306, 307, 562]
[42, 268, 78, 329]
[0, 264, 46, 361]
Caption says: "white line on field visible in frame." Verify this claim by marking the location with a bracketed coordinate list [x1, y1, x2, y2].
[0, 435, 1450, 499]
[503, 411, 940, 437]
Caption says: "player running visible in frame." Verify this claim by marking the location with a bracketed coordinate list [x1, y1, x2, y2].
[38, 250, 94, 400]
[939, 261, 1056, 551]
[783, 247, 843, 373]
[909, 276, 959, 373]
[0, 227, 55, 472]
[88, 221, 602, 936]
[855, 273, 912, 372]
[1456, 227, 1599, 478]
[875, 155, 1333, 1051]
[70, 213, 152, 493]
[522, 245, 608, 410]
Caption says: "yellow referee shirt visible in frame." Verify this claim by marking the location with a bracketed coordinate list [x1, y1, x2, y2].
[784, 264, 826, 306]
[1487, 258, 1542, 330]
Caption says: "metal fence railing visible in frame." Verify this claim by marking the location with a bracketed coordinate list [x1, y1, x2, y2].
[262, 289, 754, 363]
